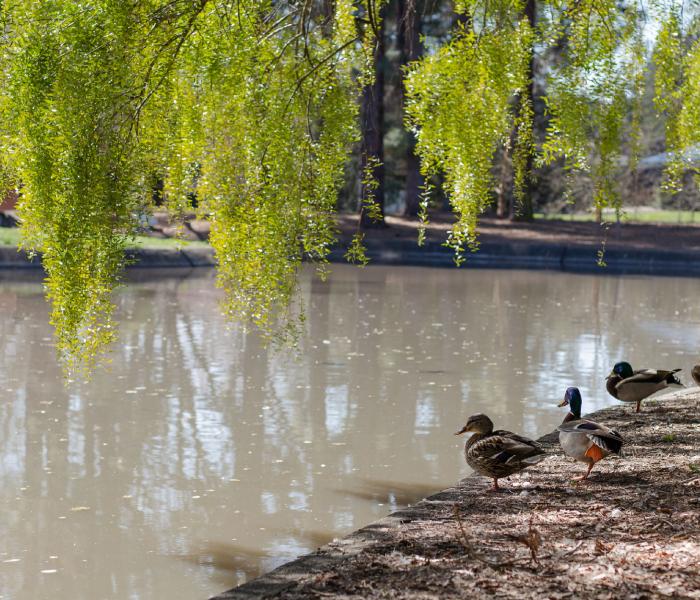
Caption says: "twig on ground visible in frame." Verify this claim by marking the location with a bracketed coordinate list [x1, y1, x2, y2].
[505, 516, 542, 565]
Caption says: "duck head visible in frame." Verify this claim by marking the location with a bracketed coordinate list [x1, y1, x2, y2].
[454, 413, 494, 436]
[557, 387, 582, 418]
[610, 361, 634, 380]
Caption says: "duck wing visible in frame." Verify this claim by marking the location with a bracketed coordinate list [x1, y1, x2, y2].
[631, 368, 682, 385]
[558, 420, 624, 454]
[491, 430, 546, 462]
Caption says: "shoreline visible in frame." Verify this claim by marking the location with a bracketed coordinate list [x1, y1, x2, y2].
[0, 235, 699, 276]
[212, 388, 700, 599]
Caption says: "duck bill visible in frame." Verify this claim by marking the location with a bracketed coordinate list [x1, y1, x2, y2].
[454, 426, 469, 436]
[557, 399, 569, 407]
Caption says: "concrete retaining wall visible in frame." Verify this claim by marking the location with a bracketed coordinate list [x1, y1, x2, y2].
[329, 239, 700, 276]
[0, 245, 217, 270]
[0, 237, 698, 277]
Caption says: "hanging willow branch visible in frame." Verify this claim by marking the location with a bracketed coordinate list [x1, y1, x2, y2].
[0, 0, 384, 373]
[0, 0, 698, 374]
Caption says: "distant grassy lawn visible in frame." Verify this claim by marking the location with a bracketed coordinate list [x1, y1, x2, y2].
[536, 209, 700, 224]
[0, 227, 209, 249]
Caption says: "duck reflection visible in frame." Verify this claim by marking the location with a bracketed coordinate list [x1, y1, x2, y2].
[334, 478, 448, 507]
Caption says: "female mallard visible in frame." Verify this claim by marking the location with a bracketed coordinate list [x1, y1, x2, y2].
[557, 387, 624, 480]
[606, 361, 682, 413]
[692, 364, 700, 386]
[455, 413, 546, 491]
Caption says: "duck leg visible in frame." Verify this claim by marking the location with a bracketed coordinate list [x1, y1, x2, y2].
[636, 399, 641, 413]
[491, 478, 500, 492]
[574, 461, 595, 481]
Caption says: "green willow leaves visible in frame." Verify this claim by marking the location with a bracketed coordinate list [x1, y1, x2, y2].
[0, 0, 382, 372]
[405, 6, 534, 258]
[0, 0, 699, 371]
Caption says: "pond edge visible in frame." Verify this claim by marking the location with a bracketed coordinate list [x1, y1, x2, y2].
[1, 239, 699, 276]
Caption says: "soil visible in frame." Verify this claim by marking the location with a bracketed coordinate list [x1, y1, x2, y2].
[145, 211, 700, 252]
[336, 212, 700, 252]
[220, 388, 700, 599]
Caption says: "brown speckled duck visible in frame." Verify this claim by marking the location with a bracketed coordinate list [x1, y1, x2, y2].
[692, 364, 700, 386]
[606, 361, 682, 413]
[455, 413, 547, 491]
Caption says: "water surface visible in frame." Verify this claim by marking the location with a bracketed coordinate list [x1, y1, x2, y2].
[0, 265, 698, 599]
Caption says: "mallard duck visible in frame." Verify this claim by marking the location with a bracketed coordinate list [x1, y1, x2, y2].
[692, 364, 700, 386]
[606, 361, 682, 413]
[557, 387, 624, 480]
[455, 413, 547, 491]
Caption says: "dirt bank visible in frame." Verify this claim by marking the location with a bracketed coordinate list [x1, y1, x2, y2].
[337, 212, 700, 252]
[215, 388, 700, 599]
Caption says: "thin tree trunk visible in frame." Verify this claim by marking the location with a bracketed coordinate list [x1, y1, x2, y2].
[320, 0, 334, 36]
[399, 0, 423, 218]
[510, 0, 535, 221]
[360, 6, 386, 229]
[496, 145, 510, 218]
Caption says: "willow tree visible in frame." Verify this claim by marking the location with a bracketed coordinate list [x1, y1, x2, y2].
[0, 0, 698, 372]
[404, 0, 655, 253]
[653, 8, 700, 193]
[0, 0, 384, 372]
[405, 0, 535, 256]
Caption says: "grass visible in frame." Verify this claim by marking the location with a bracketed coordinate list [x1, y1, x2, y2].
[0, 226, 209, 249]
[0, 227, 20, 246]
[536, 208, 700, 224]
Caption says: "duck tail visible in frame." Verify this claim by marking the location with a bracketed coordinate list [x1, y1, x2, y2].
[589, 433, 624, 455]
[666, 369, 683, 386]
[521, 453, 547, 466]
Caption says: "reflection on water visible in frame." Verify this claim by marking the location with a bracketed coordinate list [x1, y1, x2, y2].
[333, 479, 445, 506]
[0, 265, 699, 599]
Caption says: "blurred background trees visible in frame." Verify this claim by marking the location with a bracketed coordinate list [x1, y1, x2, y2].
[348, 0, 700, 225]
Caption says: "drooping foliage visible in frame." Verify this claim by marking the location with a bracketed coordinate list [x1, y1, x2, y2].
[539, 0, 647, 216]
[0, 1, 149, 371]
[0, 0, 382, 372]
[405, 3, 534, 257]
[653, 6, 700, 192]
[1, 0, 700, 372]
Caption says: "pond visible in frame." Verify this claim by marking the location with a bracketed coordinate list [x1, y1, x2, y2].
[0, 264, 698, 599]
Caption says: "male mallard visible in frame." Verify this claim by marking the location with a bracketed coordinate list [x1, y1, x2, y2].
[455, 413, 546, 491]
[557, 387, 624, 480]
[692, 364, 700, 386]
[606, 361, 682, 413]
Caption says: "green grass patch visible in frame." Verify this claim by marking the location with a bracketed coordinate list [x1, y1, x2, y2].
[0, 226, 209, 249]
[130, 235, 209, 249]
[0, 227, 21, 246]
[536, 208, 700, 224]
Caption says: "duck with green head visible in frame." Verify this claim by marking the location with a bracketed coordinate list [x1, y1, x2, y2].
[606, 361, 682, 413]
[557, 387, 624, 480]
[455, 414, 547, 491]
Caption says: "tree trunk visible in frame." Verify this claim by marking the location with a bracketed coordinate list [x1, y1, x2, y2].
[510, 0, 535, 222]
[399, 0, 424, 218]
[360, 6, 386, 229]
[496, 146, 510, 218]
[320, 0, 335, 36]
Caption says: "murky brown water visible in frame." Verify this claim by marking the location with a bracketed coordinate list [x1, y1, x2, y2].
[0, 265, 698, 599]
